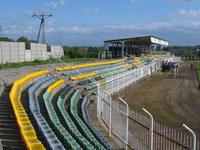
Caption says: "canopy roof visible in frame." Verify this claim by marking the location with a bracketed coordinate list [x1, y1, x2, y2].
[104, 36, 168, 46]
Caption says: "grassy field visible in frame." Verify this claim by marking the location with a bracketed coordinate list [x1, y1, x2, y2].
[0, 56, 96, 69]
[114, 62, 200, 138]
[197, 63, 200, 81]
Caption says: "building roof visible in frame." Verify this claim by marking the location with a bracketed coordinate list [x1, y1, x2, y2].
[104, 35, 168, 46]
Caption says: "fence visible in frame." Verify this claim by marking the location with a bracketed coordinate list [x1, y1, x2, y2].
[96, 61, 200, 150]
[181, 57, 200, 61]
[0, 41, 25, 64]
[0, 41, 64, 64]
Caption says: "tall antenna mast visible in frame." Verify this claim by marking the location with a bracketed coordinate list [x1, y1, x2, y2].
[32, 13, 52, 43]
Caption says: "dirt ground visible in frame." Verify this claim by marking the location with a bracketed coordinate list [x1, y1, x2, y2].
[117, 62, 200, 138]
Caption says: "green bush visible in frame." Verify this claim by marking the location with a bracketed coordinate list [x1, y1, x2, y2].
[16, 36, 30, 49]
[197, 64, 200, 89]
[67, 47, 87, 58]
[197, 64, 200, 80]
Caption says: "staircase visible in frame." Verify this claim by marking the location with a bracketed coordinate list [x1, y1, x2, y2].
[0, 86, 26, 150]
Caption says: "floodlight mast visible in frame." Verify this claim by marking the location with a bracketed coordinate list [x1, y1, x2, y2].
[32, 13, 52, 43]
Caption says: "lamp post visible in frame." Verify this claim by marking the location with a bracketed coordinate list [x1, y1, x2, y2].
[183, 124, 196, 150]
[142, 108, 153, 150]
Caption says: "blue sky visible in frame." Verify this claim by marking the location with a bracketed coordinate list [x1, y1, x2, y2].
[0, 0, 200, 46]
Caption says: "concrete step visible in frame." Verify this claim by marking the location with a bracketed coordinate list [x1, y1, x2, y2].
[87, 98, 121, 150]
[0, 128, 21, 134]
[2, 145, 26, 150]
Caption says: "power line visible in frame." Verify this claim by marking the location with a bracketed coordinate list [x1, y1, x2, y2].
[32, 13, 52, 43]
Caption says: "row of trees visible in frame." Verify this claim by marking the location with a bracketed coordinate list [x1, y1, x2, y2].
[0, 36, 103, 58]
[63, 46, 103, 58]
[163, 46, 200, 57]
[0, 36, 37, 49]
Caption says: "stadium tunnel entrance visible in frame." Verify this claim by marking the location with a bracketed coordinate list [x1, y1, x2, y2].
[103, 36, 169, 58]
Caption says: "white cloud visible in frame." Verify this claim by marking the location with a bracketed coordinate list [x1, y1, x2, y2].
[48, 2, 58, 10]
[60, 0, 65, 6]
[177, 9, 200, 18]
[129, 0, 144, 4]
[49, 20, 200, 35]
[47, 0, 65, 10]
[82, 8, 101, 13]
[171, 0, 200, 2]
[10, 25, 17, 29]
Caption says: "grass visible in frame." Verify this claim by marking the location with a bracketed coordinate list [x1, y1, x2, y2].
[197, 63, 200, 79]
[0, 56, 96, 69]
[117, 62, 200, 129]
[197, 63, 200, 88]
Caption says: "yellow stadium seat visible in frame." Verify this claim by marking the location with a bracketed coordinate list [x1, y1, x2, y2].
[27, 139, 45, 150]
[9, 70, 49, 150]
[56, 59, 124, 71]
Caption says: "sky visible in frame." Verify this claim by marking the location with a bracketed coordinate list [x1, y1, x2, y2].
[0, 0, 200, 46]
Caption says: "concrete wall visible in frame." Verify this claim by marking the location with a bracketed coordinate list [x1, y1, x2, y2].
[50, 45, 64, 57]
[0, 41, 64, 64]
[30, 43, 47, 61]
[25, 50, 31, 61]
[0, 41, 25, 64]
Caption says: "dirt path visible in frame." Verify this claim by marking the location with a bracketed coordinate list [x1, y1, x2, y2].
[118, 63, 200, 137]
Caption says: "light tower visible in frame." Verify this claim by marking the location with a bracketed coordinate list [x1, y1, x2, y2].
[32, 13, 52, 43]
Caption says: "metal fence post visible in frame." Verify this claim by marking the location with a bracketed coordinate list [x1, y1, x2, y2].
[119, 97, 129, 150]
[143, 108, 154, 150]
[108, 93, 112, 136]
[183, 124, 196, 150]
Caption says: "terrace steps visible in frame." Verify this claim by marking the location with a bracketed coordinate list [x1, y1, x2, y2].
[0, 86, 26, 150]
[87, 96, 121, 150]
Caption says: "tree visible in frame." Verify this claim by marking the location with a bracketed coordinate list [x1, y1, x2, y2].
[87, 46, 103, 58]
[0, 37, 14, 42]
[68, 47, 87, 58]
[16, 36, 30, 49]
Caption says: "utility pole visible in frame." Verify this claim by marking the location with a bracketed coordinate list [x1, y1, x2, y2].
[32, 13, 52, 43]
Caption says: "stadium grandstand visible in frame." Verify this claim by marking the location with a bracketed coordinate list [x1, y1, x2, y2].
[0, 35, 199, 150]
[103, 35, 169, 58]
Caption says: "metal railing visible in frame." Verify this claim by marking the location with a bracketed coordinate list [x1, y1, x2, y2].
[96, 60, 200, 150]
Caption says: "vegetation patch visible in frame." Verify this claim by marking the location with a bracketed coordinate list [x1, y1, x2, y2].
[0, 56, 95, 69]
[197, 63, 200, 88]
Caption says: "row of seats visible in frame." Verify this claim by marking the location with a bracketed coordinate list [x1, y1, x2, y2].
[43, 80, 83, 149]
[100, 64, 132, 79]
[83, 67, 130, 90]
[100, 68, 128, 79]
[134, 57, 142, 67]
[95, 64, 131, 76]
[63, 62, 126, 77]
[70, 64, 131, 81]
[28, 76, 65, 150]
[81, 96, 112, 149]
[57, 87, 96, 149]
[141, 56, 152, 65]
[9, 70, 49, 150]
[82, 65, 132, 90]
[70, 90, 105, 149]
[56, 59, 124, 71]
[83, 82, 97, 90]
[70, 72, 96, 80]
